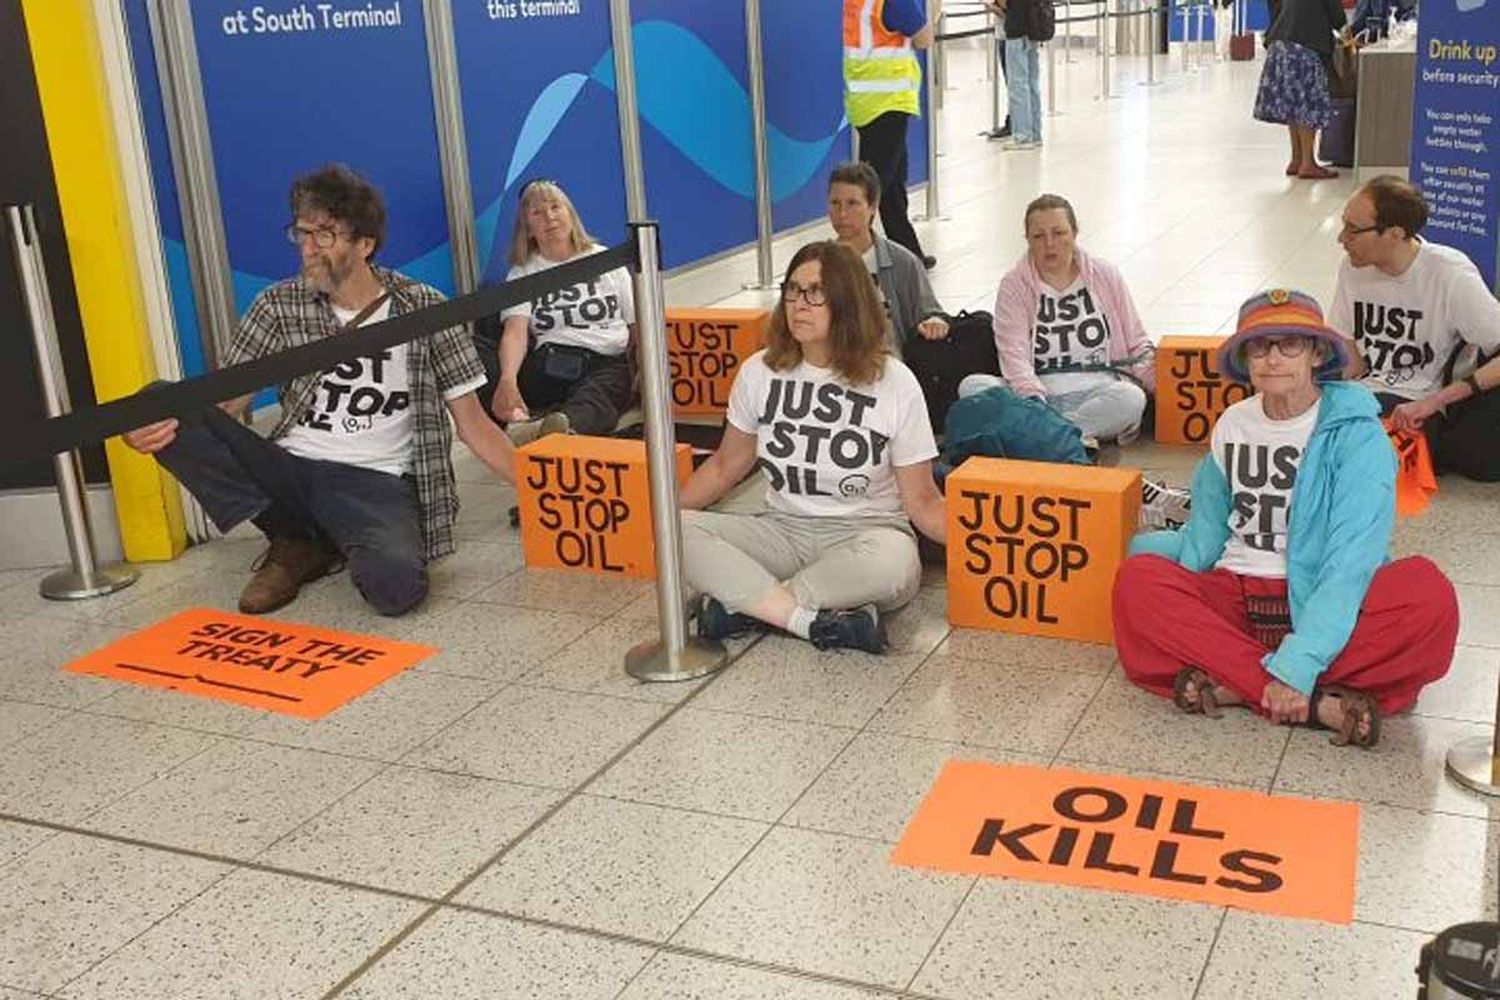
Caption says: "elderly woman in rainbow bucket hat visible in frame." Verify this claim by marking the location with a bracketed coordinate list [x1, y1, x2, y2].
[1111, 290, 1458, 748]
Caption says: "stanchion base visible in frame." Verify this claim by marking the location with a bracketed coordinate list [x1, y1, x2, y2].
[913, 215, 950, 224]
[741, 282, 779, 292]
[40, 563, 139, 601]
[625, 636, 729, 683]
[1446, 736, 1500, 798]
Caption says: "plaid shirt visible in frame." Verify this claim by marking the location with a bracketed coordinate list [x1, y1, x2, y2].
[224, 265, 484, 560]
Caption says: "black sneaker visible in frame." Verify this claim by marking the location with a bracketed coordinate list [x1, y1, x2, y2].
[695, 595, 762, 640]
[808, 604, 887, 654]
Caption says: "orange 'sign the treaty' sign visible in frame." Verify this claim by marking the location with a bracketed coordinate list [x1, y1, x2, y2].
[893, 762, 1359, 924]
[666, 308, 768, 417]
[517, 435, 693, 579]
[1156, 335, 1253, 444]
[66, 608, 436, 719]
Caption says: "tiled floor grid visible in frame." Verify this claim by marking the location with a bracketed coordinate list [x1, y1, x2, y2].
[1, 47, 1495, 1000]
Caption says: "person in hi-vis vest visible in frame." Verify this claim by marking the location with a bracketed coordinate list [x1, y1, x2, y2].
[843, 0, 935, 269]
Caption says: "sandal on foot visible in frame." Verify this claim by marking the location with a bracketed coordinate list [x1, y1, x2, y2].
[1285, 162, 1300, 176]
[1298, 164, 1339, 180]
[1173, 666, 1223, 719]
[1320, 686, 1381, 748]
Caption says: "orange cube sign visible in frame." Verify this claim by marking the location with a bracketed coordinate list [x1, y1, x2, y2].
[1155, 335, 1252, 444]
[946, 458, 1140, 644]
[516, 435, 692, 579]
[666, 308, 769, 416]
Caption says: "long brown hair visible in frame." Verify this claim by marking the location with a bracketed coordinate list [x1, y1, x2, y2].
[764, 241, 888, 385]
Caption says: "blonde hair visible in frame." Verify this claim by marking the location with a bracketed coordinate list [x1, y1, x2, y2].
[764, 241, 889, 385]
[508, 180, 595, 265]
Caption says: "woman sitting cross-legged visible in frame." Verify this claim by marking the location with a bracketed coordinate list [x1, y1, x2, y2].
[1112, 289, 1458, 748]
[679, 241, 947, 654]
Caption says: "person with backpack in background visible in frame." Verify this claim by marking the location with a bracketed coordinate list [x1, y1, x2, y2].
[996, 0, 1051, 149]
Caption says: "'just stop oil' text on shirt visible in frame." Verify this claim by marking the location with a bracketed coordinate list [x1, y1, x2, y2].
[727, 350, 938, 519]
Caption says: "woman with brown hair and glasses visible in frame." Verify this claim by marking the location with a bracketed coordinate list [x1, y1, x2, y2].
[678, 241, 946, 653]
[475, 180, 637, 445]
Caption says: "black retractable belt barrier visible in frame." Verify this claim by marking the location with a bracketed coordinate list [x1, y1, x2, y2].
[2, 241, 637, 469]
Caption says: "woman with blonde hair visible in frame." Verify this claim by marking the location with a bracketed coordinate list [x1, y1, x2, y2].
[476, 180, 636, 444]
[679, 241, 947, 653]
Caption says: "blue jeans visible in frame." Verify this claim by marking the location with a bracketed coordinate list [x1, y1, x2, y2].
[1005, 38, 1042, 142]
[153, 402, 429, 615]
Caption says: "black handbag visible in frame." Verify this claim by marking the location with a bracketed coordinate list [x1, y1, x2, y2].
[902, 310, 1000, 434]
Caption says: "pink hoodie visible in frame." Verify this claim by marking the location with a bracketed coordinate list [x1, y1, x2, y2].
[991, 246, 1156, 398]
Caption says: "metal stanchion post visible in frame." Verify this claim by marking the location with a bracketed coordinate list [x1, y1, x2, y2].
[984, 18, 1009, 138]
[1099, 0, 1111, 99]
[918, 30, 945, 221]
[623, 221, 728, 683]
[1047, 39, 1058, 115]
[1180, 0, 1192, 70]
[1195, 3, 1208, 64]
[743, 0, 776, 290]
[5, 205, 138, 601]
[1446, 676, 1500, 797]
[1065, 0, 1074, 63]
[608, 0, 649, 220]
[1144, 4, 1159, 84]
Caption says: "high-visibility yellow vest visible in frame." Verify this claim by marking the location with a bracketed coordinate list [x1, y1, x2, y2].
[843, 0, 922, 127]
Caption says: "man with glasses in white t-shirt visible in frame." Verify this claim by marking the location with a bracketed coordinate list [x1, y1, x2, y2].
[122, 164, 517, 616]
[1329, 175, 1500, 481]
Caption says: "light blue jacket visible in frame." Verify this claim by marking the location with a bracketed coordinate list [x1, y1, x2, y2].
[1129, 382, 1396, 694]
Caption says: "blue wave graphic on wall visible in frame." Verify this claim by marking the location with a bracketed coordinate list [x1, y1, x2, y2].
[475, 20, 847, 270]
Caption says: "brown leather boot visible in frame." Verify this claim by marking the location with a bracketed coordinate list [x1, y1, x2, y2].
[238, 537, 341, 615]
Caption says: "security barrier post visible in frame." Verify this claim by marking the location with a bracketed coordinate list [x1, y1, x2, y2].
[623, 221, 729, 682]
[1145, 4, 1159, 84]
[1447, 680, 1500, 796]
[919, 0, 944, 220]
[608, 0, 649, 220]
[985, 15, 1007, 137]
[1099, 0, 1111, 100]
[1048, 39, 1059, 115]
[744, 0, 776, 289]
[6, 205, 138, 601]
[1065, 0, 1074, 62]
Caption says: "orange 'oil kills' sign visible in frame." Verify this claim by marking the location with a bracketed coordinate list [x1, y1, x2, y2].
[946, 458, 1140, 644]
[517, 434, 693, 579]
[666, 308, 769, 417]
[1155, 335, 1252, 444]
[893, 761, 1359, 924]
[65, 608, 437, 719]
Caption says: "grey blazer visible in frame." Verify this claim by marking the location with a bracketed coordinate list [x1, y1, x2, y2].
[871, 233, 945, 356]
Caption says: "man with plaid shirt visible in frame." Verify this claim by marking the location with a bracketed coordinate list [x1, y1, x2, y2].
[124, 165, 516, 616]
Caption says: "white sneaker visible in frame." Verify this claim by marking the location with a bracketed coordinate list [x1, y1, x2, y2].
[1003, 137, 1042, 150]
[1141, 478, 1192, 530]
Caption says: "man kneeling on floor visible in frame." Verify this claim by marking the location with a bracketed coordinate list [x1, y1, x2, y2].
[122, 164, 517, 616]
[1111, 290, 1458, 749]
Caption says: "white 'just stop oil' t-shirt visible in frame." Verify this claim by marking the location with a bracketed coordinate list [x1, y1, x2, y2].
[727, 351, 937, 519]
[1330, 242, 1500, 400]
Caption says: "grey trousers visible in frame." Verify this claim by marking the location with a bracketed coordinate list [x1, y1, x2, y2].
[681, 509, 922, 613]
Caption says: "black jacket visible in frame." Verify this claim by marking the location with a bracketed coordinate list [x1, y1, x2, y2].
[1266, 0, 1347, 57]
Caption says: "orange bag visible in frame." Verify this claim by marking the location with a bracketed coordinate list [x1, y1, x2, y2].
[1382, 419, 1438, 517]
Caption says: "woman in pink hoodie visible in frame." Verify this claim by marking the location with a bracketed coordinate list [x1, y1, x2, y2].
[962, 194, 1156, 445]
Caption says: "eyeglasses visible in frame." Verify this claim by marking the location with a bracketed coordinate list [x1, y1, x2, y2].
[1339, 219, 1383, 237]
[781, 281, 827, 307]
[284, 224, 348, 249]
[1244, 336, 1311, 359]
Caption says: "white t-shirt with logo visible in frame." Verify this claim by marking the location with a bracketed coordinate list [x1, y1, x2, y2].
[726, 351, 938, 519]
[1212, 395, 1321, 579]
[1329, 242, 1500, 400]
[1034, 277, 1113, 395]
[278, 300, 484, 477]
[500, 244, 635, 356]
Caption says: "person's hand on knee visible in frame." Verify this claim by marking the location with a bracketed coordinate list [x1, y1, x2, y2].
[122, 418, 179, 454]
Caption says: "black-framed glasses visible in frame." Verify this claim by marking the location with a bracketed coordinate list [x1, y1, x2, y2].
[1339, 219, 1383, 237]
[1244, 335, 1311, 359]
[781, 280, 827, 307]
[284, 223, 346, 249]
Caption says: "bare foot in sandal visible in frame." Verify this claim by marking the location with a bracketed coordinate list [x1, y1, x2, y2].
[1313, 687, 1381, 748]
[1173, 667, 1242, 718]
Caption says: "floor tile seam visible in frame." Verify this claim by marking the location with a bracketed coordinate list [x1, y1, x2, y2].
[1043, 664, 1116, 769]
[572, 786, 782, 830]
[1188, 908, 1232, 1000]
[63, 730, 235, 832]
[924, 647, 1117, 677]
[317, 629, 766, 999]
[654, 724, 868, 948]
[650, 700, 867, 737]
[1053, 749, 1278, 792]
[900, 875, 983, 996]
[247, 759, 409, 868]
[1405, 706, 1497, 728]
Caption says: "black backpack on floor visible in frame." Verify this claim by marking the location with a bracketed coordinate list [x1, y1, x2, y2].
[902, 310, 1000, 435]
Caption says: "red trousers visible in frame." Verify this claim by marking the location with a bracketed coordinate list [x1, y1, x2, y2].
[1112, 555, 1458, 715]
